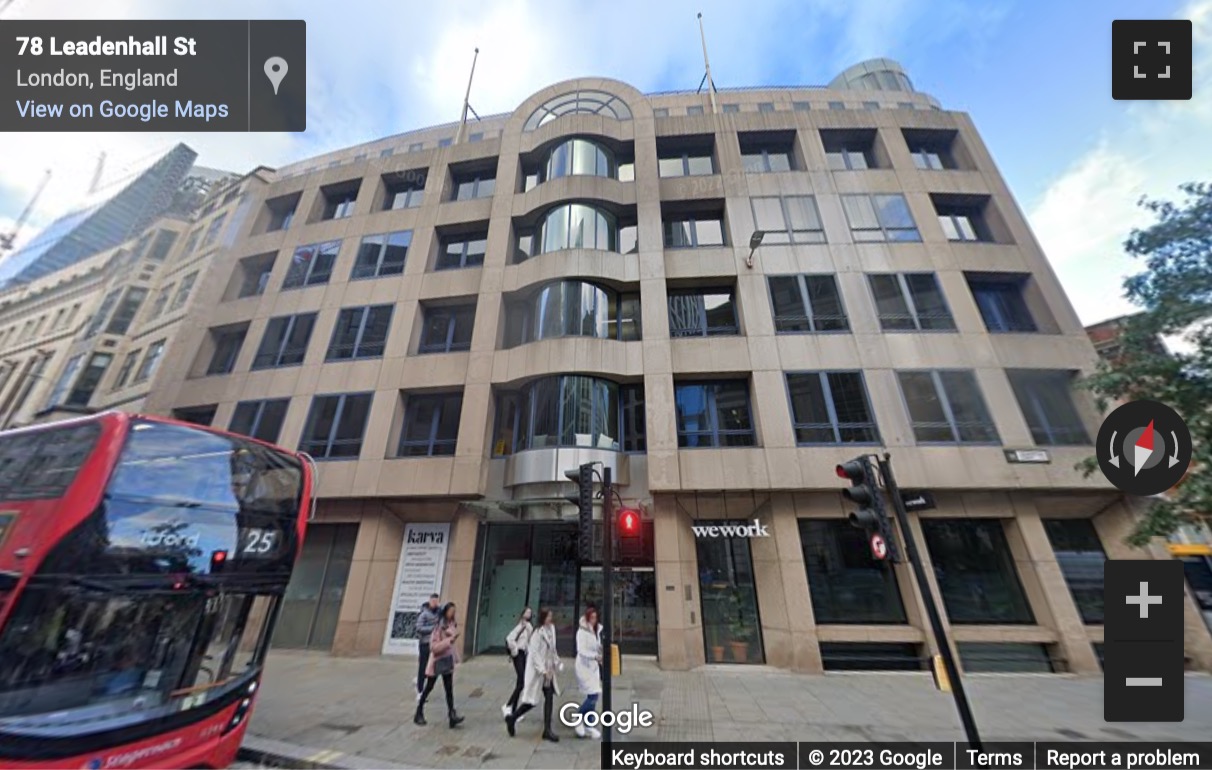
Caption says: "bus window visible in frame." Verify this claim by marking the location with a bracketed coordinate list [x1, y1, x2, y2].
[0, 423, 101, 501]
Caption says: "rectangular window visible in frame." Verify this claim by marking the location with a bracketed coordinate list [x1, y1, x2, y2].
[663, 215, 725, 248]
[722, 103, 739, 113]
[282, 240, 341, 288]
[148, 284, 173, 320]
[105, 287, 148, 335]
[821, 129, 880, 170]
[169, 272, 197, 311]
[326, 305, 393, 361]
[265, 193, 299, 231]
[111, 349, 140, 391]
[207, 326, 248, 375]
[750, 196, 825, 244]
[133, 340, 166, 383]
[757, 102, 775, 113]
[352, 230, 411, 280]
[200, 213, 227, 249]
[674, 380, 756, 448]
[383, 170, 427, 210]
[903, 128, 958, 170]
[793, 101, 811, 111]
[868, 273, 955, 331]
[841, 194, 920, 242]
[785, 372, 878, 444]
[451, 169, 496, 201]
[967, 274, 1037, 332]
[437, 232, 488, 270]
[933, 194, 998, 243]
[898, 369, 999, 444]
[43, 355, 82, 410]
[1043, 519, 1105, 624]
[299, 393, 373, 460]
[863, 101, 879, 110]
[1008, 369, 1091, 445]
[767, 274, 847, 332]
[319, 181, 360, 220]
[438, 138, 453, 148]
[419, 304, 476, 353]
[398, 392, 463, 456]
[181, 227, 200, 256]
[621, 383, 646, 452]
[686, 105, 705, 115]
[799, 519, 906, 623]
[229, 398, 290, 444]
[922, 519, 1035, 624]
[253, 313, 317, 369]
[656, 139, 715, 177]
[652, 108, 669, 117]
[172, 405, 217, 427]
[66, 353, 112, 407]
[738, 132, 795, 172]
[236, 253, 276, 298]
[146, 230, 178, 262]
[408, 142, 423, 152]
[667, 289, 737, 337]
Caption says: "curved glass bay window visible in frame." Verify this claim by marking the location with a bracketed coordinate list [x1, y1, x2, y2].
[504, 280, 640, 347]
[492, 376, 647, 455]
[516, 203, 638, 260]
[547, 138, 615, 181]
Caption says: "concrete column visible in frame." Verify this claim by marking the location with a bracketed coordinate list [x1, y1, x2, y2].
[654, 493, 690, 670]
[1009, 510, 1101, 674]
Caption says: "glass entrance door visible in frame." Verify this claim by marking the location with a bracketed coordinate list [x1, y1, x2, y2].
[579, 567, 658, 655]
[695, 525, 764, 664]
[272, 523, 358, 651]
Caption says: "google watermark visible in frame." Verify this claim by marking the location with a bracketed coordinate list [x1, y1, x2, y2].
[559, 702, 655, 734]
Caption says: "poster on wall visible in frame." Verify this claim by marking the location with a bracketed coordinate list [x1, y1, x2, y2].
[382, 522, 451, 656]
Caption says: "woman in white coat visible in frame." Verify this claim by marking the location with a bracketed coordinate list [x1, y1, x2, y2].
[574, 606, 603, 739]
[504, 607, 561, 742]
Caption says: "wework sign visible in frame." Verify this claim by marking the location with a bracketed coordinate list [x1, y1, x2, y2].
[691, 519, 770, 538]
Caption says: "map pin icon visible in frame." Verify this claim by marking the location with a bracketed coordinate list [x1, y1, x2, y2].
[264, 57, 288, 95]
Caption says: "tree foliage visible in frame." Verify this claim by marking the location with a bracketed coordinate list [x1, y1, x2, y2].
[1081, 182, 1212, 545]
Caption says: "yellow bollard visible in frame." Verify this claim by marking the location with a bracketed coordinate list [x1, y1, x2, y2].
[932, 654, 951, 693]
[611, 644, 621, 676]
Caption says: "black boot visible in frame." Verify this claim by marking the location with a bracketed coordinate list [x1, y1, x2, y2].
[449, 711, 464, 728]
[413, 705, 426, 726]
[542, 729, 560, 742]
[542, 694, 558, 742]
[505, 714, 516, 737]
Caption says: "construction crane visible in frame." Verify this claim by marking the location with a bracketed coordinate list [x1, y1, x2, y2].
[0, 169, 52, 256]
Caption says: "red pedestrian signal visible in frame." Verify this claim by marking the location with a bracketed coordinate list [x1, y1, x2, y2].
[210, 549, 228, 573]
[618, 508, 641, 537]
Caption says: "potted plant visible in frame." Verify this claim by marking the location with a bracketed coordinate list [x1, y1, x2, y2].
[728, 615, 753, 663]
[708, 624, 726, 663]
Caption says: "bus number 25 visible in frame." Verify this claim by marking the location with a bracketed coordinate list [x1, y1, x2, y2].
[241, 528, 278, 555]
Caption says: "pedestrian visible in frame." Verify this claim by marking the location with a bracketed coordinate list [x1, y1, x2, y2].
[505, 607, 562, 742]
[414, 594, 441, 701]
[502, 606, 534, 719]
[574, 606, 603, 739]
[414, 602, 465, 729]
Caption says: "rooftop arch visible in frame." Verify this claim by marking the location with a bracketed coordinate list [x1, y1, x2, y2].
[523, 89, 633, 132]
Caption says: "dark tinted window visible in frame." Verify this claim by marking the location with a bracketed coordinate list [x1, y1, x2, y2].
[921, 519, 1034, 624]
[1043, 518, 1105, 624]
[0, 422, 101, 501]
[800, 519, 906, 623]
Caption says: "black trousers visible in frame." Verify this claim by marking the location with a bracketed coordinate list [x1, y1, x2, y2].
[420, 671, 454, 714]
[416, 642, 430, 693]
[506, 651, 527, 711]
[512, 683, 554, 731]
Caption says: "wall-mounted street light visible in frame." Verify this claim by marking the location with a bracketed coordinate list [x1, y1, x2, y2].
[745, 230, 765, 269]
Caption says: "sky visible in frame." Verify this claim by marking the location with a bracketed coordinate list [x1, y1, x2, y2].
[0, 0, 1208, 326]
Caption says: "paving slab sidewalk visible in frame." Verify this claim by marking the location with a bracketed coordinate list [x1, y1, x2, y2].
[241, 652, 1212, 769]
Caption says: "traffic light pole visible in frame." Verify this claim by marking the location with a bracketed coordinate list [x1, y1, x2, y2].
[877, 453, 983, 750]
[600, 465, 614, 748]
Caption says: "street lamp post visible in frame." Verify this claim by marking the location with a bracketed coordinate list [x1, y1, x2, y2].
[745, 230, 765, 268]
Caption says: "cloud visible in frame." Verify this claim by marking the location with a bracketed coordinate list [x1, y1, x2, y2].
[1028, 0, 1212, 325]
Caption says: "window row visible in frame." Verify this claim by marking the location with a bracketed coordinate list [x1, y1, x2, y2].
[42, 338, 167, 412]
[214, 365, 1086, 464]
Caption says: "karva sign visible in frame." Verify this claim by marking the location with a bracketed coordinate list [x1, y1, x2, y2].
[690, 519, 770, 538]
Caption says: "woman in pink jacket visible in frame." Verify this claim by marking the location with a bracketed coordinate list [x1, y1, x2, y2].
[414, 602, 465, 728]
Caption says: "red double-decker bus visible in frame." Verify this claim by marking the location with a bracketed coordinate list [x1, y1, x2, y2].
[0, 411, 316, 769]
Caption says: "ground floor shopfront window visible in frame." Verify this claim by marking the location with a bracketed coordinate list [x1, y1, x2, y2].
[471, 522, 656, 657]
[799, 518, 907, 624]
[920, 518, 1034, 624]
[695, 522, 764, 664]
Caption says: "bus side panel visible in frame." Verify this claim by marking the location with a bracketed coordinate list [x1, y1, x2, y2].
[0, 699, 250, 770]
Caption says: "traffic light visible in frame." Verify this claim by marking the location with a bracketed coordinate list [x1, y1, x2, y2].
[836, 457, 899, 561]
[210, 549, 228, 574]
[565, 463, 596, 562]
[617, 507, 642, 558]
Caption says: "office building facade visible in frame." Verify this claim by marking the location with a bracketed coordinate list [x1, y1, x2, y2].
[141, 61, 1212, 673]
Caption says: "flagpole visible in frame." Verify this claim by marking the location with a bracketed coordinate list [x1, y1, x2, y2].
[455, 47, 479, 145]
[697, 13, 718, 114]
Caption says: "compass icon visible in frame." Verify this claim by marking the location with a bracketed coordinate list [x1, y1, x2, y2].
[1097, 400, 1192, 496]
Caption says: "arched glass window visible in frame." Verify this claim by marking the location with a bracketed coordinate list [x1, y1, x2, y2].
[540, 204, 615, 253]
[524, 90, 633, 132]
[544, 138, 616, 182]
[504, 281, 641, 346]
